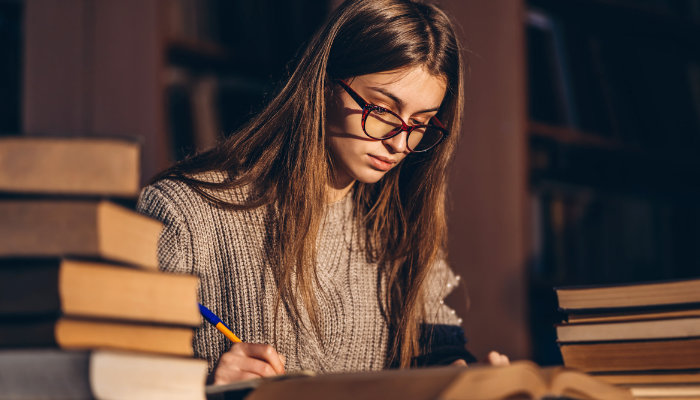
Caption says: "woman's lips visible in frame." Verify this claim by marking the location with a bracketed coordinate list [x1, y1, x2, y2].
[368, 154, 395, 171]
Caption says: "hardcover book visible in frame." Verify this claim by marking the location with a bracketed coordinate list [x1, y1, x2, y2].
[0, 349, 207, 400]
[0, 258, 200, 326]
[0, 317, 194, 356]
[0, 137, 140, 197]
[0, 200, 162, 269]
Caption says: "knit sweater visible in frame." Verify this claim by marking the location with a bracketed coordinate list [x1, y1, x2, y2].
[136, 173, 467, 373]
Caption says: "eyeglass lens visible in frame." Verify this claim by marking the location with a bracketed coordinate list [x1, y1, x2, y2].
[365, 109, 443, 152]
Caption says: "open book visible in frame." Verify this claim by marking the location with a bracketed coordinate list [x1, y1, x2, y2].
[206, 361, 632, 400]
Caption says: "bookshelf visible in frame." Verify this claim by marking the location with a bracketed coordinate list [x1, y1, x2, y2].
[529, 121, 623, 149]
[427, 0, 700, 365]
[20, 0, 329, 184]
[525, 0, 700, 365]
[161, 0, 332, 162]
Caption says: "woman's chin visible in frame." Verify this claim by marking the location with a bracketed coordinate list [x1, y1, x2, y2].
[353, 168, 391, 184]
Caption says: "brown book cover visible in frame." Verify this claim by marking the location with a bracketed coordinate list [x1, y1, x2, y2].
[568, 308, 700, 324]
[0, 317, 194, 356]
[555, 279, 700, 312]
[560, 338, 700, 372]
[556, 317, 700, 343]
[0, 199, 161, 269]
[0, 258, 200, 326]
[0, 137, 140, 197]
[220, 361, 633, 400]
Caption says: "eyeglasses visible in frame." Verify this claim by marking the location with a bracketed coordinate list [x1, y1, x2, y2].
[335, 79, 448, 153]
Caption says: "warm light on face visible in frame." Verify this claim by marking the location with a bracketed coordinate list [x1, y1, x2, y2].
[325, 67, 447, 189]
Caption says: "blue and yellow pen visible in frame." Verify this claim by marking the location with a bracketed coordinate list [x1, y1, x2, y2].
[198, 303, 242, 343]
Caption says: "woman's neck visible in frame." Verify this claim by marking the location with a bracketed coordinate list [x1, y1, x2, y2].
[327, 174, 356, 203]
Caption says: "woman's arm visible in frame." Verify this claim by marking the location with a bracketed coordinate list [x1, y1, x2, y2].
[137, 182, 195, 275]
[137, 181, 286, 384]
[415, 324, 477, 366]
[419, 257, 508, 367]
[417, 257, 475, 366]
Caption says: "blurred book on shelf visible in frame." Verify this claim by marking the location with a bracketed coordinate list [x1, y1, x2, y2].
[161, 1, 329, 163]
[165, 0, 220, 46]
[600, 0, 700, 19]
[526, 3, 700, 151]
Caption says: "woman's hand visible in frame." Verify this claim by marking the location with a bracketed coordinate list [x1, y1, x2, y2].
[449, 351, 510, 368]
[481, 351, 509, 366]
[450, 359, 468, 367]
[210, 342, 286, 385]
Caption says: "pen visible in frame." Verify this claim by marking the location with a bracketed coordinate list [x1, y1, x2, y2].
[198, 303, 242, 343]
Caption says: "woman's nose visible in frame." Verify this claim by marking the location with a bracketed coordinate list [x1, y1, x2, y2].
[382, 130, 408, 153]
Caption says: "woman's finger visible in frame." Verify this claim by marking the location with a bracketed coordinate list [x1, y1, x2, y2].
[450, 359, 468, 367]
[235, 355, 279, 378]
[481, 351, 509, 366]
[482, 351, 497, 365]
[239, 343, 286, 375]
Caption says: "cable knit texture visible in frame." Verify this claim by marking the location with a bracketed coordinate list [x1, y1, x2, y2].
[136, 172, 464, 373]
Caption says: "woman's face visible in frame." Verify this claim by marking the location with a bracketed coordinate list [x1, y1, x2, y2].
[326, 66, 447, 188]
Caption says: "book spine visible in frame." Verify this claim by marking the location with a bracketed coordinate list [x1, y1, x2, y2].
[560, 338, 700, 372]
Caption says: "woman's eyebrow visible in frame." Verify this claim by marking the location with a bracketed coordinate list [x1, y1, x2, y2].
[367, 86, 441, 114]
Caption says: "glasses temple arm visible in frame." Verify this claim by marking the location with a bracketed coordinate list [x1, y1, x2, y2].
[430, 115, 448, 131]
[336, 79, 368, 109]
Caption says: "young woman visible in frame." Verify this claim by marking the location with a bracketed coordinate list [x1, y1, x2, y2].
[137, 0, 508, 385]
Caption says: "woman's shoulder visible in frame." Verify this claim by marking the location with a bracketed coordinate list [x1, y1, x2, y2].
[137, 170, 256, 222]
[138, 170, 248, 208]
[137, 175, 205, 215]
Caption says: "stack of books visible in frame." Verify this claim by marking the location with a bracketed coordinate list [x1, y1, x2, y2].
[555, 278, 700, 399]
[0, 137, 207, 399]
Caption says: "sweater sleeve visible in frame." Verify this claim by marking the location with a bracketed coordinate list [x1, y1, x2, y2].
[416, 257, 477, 366]
[423, 257, 462, 326]
[136, 181, 195, 276]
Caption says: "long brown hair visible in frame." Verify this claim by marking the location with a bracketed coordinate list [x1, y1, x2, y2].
[154, 0, 465, 368]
